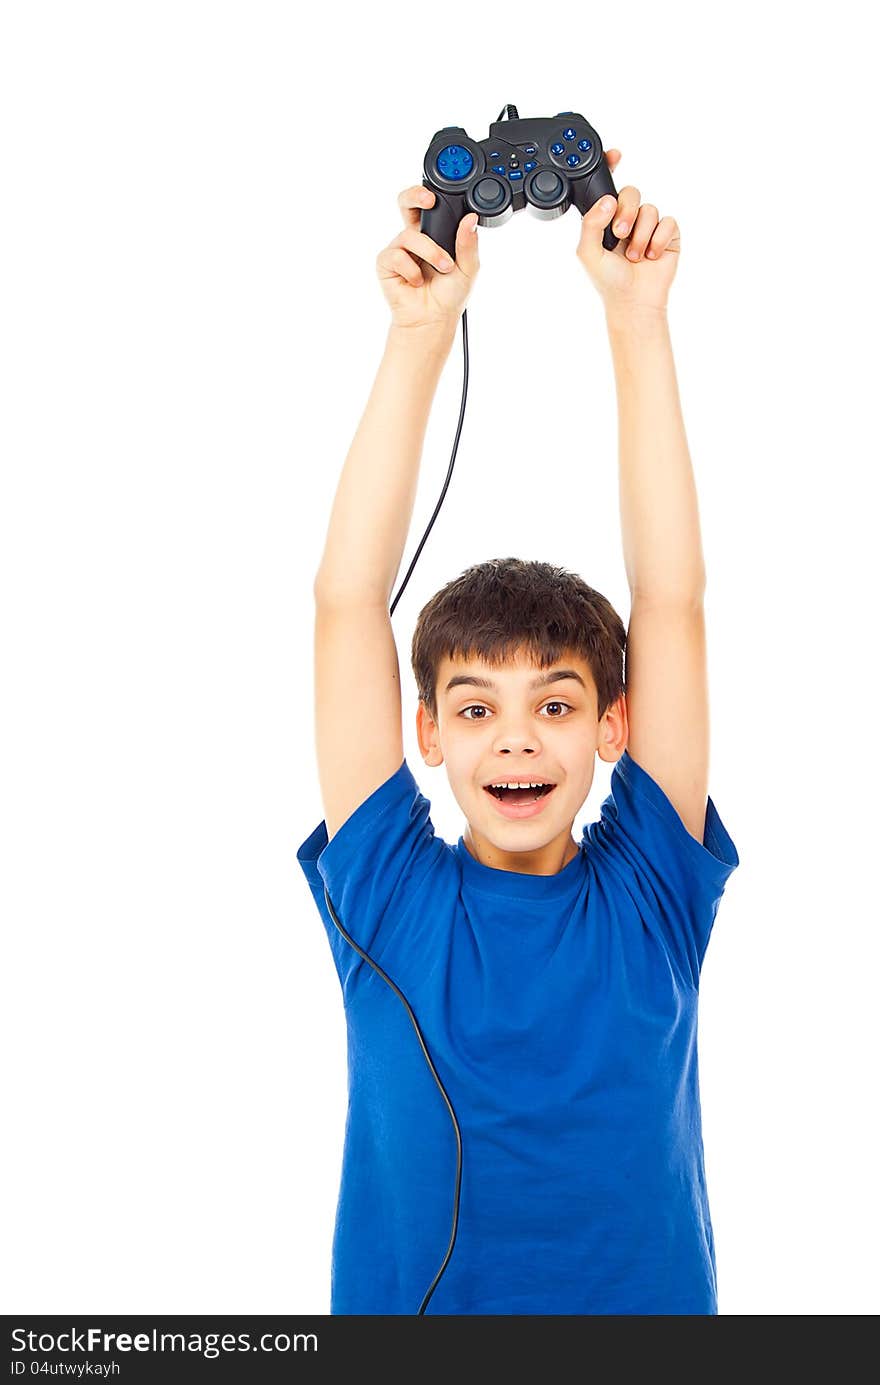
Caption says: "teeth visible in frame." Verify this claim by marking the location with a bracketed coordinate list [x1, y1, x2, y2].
[489, 781, 550, 790]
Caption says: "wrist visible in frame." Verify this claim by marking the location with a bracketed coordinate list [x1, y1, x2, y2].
[387, 319, 459, 358]
[604, 303, 670, 338]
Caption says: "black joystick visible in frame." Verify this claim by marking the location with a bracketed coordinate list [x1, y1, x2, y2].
[420, 108, 620, 261]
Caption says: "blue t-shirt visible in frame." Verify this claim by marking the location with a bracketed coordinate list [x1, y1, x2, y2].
[296, 750, 739, 1315]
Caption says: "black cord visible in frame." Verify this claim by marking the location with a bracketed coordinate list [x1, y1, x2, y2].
[323, 884, 463, 1314]
[326, 312, 471, 1311]
[496, 104, 519, 121]
[390, 308, 469, 618]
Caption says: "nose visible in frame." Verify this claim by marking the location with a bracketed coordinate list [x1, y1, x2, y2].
[494, 728, 538, 755]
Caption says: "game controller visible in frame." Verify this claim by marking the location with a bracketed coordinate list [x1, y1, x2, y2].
[420, 106, 620, 260]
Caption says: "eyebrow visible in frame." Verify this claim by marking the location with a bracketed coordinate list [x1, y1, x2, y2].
[444, 669, 587, 694]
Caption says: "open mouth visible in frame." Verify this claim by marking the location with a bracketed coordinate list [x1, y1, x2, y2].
[484, 784, 556, 806]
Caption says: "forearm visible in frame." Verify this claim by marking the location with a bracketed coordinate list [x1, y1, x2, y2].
[314, 322, 458, 604]
[605, 307, 706, 604]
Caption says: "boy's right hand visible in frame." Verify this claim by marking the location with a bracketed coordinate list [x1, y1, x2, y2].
[376, 187, 480, 333]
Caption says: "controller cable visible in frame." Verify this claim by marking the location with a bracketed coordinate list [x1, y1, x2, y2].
[320, 92, 521, 1312]
[321, 304, 471, 1312]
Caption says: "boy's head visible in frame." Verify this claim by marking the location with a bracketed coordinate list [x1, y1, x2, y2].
[412, 558, 629, 873]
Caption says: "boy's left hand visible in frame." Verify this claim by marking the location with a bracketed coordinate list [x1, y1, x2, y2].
[576, 149, 680, 315]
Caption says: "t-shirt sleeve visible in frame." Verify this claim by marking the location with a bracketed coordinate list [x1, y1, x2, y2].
[585, 748, 740, 986]
[295, 758, 447, 992]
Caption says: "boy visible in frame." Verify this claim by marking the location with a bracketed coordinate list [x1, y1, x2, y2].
[297, 147, 740, 1315]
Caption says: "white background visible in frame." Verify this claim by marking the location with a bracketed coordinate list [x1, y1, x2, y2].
[2, 1, 878, 1316]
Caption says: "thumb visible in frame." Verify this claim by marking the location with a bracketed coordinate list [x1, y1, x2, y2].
[454, 211, 480, 274]
[578, 194, 617, 270]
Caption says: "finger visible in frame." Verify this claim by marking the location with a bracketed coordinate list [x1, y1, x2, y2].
[398, 184, 436, 227]
[577, 193, 618, 274]
[377, 245, 426, 287]
[453, 211, 480, 276]
[393, 224, 456, 273]
[605, 149, 622, 169]
[610, 185, 641, 240]
[645, 216, 681, 259]
[624, 204, 660, 261]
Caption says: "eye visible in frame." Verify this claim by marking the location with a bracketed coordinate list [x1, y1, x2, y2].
[543, 701, 572, 718]
[459, 701, 573, 720]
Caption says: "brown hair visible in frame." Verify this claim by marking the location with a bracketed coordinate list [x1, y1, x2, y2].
[411, 557, 627, 724]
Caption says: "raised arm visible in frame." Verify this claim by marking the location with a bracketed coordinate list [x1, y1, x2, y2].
[312, 190, 479, 839]
[314, 325, 457, 607]
[577, 156, 710, 843]
[314, 327, 455, 840]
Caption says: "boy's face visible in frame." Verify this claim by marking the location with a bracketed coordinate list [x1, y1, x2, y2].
[416, 648, 628, 876]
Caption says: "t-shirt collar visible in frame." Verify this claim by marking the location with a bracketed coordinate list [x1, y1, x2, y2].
[453, 835, 586, 900]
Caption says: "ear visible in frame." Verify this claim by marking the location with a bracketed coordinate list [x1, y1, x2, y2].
[597, 692, 628, 764]
[416, 701, 444, 766]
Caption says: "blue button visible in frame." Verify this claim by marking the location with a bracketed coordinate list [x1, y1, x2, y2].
[436, 144, 474, 181]
[566, 154, 580, 167]
[577, 139, 592, 152]
[524, 145, 538, 155]
[524, 160, 537, 171]
[562, 127, 576, 140]
[492, 164, 506, 175]
[509, 170, 523, 180]
[489, 151, 500, 159]
[551, 142, 564, 155]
